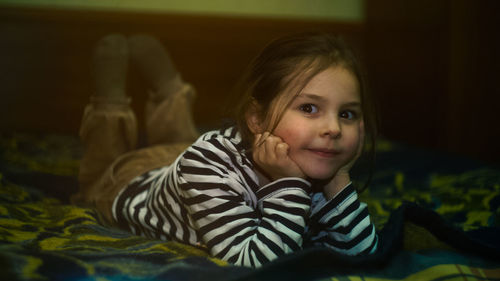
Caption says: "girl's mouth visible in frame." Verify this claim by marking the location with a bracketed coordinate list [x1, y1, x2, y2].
[307, 148, 340, 158]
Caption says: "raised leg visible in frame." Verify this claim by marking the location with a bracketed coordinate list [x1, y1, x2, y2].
[73, 34, 138, 205]
[128, 34, 199, 145]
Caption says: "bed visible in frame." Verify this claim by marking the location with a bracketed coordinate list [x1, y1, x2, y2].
[1, 132, 499, 281]
[1, 5, 499, 281]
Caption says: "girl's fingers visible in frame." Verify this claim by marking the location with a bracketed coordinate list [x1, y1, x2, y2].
[254, 132, 271, 146]
[275, 142, 289, 159]
[253, 132, 286, 163]
[251, 132, 303, 180]
[262, 131, 270, 140]
[253, 132, 273, 163]
[252, 133, 263, 163]
[264, 135, 275, 157]
[254, 133, 262, 146]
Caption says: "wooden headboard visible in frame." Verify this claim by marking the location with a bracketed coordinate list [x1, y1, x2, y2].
[0, 7, 363, 134]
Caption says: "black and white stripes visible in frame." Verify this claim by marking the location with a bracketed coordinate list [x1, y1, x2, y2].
[308, 184, 378, 254]
[112, 127, 377, 267]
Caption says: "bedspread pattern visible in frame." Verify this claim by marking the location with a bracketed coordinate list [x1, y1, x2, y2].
[0, 133, 499, 280]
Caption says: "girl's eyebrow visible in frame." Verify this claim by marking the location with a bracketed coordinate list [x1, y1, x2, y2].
[342, 101, 362, 107]
[296, 93, 328, 102]
[297, 93, 361, 107]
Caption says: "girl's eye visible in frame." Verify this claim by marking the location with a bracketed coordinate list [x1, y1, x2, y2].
[299, 104, 318, 114]
[340, 110, 357, 120]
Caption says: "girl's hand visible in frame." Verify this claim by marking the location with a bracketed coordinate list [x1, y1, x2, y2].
[323, 122, 365, 199]
[252, 132, 305, 181]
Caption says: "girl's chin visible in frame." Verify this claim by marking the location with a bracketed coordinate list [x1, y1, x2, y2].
[302, 168, 338, 189]
[309, 177, 335, 192]
[296, 158, 341, 180]
[303, 168, 337, 181]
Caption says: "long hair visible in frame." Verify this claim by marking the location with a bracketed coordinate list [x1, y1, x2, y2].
[231, 31, 378, 192]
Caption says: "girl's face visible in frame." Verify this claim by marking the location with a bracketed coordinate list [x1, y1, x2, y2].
[271, 66, 363, 180]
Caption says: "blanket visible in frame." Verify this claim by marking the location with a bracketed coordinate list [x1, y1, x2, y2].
[1, 133, 499, 281]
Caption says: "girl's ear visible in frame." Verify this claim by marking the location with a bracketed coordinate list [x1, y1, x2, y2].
[245, 100, 264, 134]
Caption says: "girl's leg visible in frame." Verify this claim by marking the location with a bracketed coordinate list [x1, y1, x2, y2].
[128, 34, 199, 145]
[73, 34, 138, 205]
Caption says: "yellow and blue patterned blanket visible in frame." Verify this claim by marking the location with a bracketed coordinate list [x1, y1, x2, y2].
[1, 133, 499, 281]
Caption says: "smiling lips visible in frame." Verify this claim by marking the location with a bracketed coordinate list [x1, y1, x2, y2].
[307, 148, 340, 158]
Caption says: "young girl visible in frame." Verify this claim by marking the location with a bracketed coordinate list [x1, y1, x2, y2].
[72, 32, 378, 268]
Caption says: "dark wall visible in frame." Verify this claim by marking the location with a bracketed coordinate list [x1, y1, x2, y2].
[0, 6, 363, 135]
[365, 0, 500, 163]
[1, 2, 498, 163]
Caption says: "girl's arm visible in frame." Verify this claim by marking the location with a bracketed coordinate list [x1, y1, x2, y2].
[305, 120, 376, 255]
[177, 137, 311, 267]
[307, 183, 378, 255]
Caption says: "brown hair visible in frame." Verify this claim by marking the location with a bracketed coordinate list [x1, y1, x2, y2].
[231, 31, 378, 191]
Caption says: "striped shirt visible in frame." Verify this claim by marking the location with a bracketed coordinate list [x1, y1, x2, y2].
[112, 127, 377, 267]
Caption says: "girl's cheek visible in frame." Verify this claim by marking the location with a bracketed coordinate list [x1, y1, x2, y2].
[345, 130, 361, 154]
[274, 123, 298, 143]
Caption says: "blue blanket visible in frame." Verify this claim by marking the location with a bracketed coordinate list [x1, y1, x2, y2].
[0, 133, 499, 280]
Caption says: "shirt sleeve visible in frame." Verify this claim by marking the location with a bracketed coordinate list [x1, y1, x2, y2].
[307, 183, 378, 255]
[177, 142, 312, 267]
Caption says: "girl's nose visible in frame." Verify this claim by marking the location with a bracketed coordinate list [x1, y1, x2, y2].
[320, 117, 341, 139]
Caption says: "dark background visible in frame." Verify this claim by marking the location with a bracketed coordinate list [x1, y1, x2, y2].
[0, 0, 499, 163]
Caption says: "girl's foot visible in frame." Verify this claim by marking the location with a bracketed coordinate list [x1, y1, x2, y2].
[93, 34, 129, 100]
[128, 34, 184, 101]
